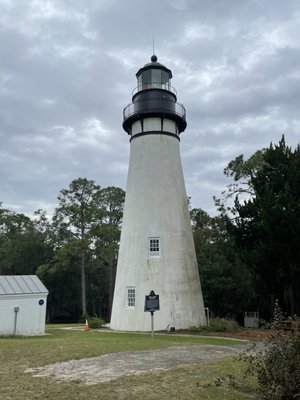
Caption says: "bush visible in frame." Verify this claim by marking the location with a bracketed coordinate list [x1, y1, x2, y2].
[209, 318, 240, 333]
[88, 317, 105, 329]
[189, 325, 201, 333]
[189, 318, 240, 333]
[241, 329, 300, 399]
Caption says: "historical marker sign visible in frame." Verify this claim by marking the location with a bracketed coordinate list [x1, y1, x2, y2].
[145, 290, 160, 337]
[144, 290, 160, 312]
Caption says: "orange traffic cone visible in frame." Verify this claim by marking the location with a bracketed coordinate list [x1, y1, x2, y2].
[85, 319, 89, 332]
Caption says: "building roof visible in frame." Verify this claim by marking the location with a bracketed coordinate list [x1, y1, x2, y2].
[0, 275, 48, 296]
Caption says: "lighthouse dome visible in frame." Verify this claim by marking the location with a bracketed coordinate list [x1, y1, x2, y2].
[140, 55, 170, 71]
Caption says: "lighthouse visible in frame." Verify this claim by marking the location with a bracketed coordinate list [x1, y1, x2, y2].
[110, 55, 206, 331]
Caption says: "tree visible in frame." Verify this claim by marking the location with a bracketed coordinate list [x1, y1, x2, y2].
[218, 136, 300, 317]
[91, 186, 125, 318]
[0, 205, 52, 275]
[37, 241, 81, 322]
[51, 180, 125, 320]
[0, 181, 125, 322]
[214, 150, 266, 216]
[191, 208, 254, 319]
[54, 178, 104, 316]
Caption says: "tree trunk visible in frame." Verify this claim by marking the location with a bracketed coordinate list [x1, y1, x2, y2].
[81, 252, 87, 316]
[284, 286, 294, 316]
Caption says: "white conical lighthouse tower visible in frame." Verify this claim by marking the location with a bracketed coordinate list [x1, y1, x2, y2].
[110, 55, 206, 331]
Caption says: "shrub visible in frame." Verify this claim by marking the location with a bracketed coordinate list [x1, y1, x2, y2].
[209, 318, 240, 333]
[241, 326, 300, 399]
[189, 325, 201, 333]
[189, 318, 240, 333]
[88, 317, 105, 329]
[270, 299, 284, 330]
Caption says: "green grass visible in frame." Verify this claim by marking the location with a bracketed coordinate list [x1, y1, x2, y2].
[0, 327, 258, 400]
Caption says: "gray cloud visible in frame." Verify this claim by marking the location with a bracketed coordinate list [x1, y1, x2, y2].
[0, 0, 299, 216]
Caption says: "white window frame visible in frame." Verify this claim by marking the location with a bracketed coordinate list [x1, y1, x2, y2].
[148, 237, 160, 258]
[126, 287, 136, 309]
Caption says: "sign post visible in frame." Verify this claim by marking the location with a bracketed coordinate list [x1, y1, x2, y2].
[150, 311, 154, 338]
[144, 290, 160, 337]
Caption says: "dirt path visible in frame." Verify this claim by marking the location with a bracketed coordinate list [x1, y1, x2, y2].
[25, 344, 246, 385]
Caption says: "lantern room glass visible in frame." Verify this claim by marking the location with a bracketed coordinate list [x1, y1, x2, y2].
[137, 68, 171, 92]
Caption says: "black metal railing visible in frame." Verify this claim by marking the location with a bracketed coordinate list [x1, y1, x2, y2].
[132, 82, 177, 97]
[123, 100, 186, 121]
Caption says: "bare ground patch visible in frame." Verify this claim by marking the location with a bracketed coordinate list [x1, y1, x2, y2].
[25, 344, 245, 385]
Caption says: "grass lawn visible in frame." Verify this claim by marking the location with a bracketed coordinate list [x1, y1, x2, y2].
[0, 326, 258, 400]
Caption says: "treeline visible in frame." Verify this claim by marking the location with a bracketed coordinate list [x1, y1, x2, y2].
[0, 179, 125, 322]
[193, 136, 300, 321]
[0, 137, 299, 322]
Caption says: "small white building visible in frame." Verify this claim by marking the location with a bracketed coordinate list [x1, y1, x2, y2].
[0, 275, 48, 336]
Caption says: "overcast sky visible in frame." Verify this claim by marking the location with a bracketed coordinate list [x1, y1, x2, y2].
[1, 0, 299, 217]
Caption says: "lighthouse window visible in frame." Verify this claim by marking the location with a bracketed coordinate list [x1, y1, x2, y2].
[162, 71, 170, 90]
[152, 69, 161, 86]
[149, 237, 160, 257]
[126, 287, 136, 308]
[161, 71, 169, 84]
[142, 70, 151, 84]
[137, 75, 142, 88]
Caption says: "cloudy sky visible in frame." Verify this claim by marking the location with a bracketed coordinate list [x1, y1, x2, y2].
[1, 0, 299, 217]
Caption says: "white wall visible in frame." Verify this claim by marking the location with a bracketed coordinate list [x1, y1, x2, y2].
[110, 126, 206, 331]
[0, 293, 47, 336]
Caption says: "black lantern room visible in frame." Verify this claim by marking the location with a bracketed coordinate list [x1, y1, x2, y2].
[123, 55, 187, 135]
